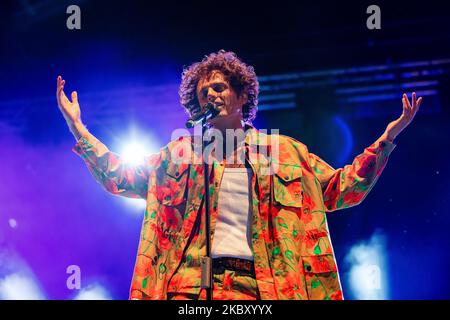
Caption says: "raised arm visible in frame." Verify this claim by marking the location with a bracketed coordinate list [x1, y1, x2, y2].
[308, 136, 396, 212]
[56, 75, 165, 199]
[308, 92, 422, 212]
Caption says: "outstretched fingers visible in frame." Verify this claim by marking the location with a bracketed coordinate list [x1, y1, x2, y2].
[411, 92, 423, 115]
[402, 93, 412, 115]
[57, 76, 70, 105]
[417, 97, 423, 108]
[71, 91, 78, 104]
[403, 92, 423, 122]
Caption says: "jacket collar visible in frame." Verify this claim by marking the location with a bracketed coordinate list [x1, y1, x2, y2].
[244, 124, 270, 147]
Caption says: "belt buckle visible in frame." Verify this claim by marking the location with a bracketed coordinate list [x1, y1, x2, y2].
[234, 258, 252, 273]
[214, 257, 254, 275]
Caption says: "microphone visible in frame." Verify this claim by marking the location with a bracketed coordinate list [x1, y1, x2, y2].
[185, 102, 220, 128]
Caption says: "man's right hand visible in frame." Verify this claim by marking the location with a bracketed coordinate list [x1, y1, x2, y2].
[57, 75, 90, 141]
[56, 75, 81, 126]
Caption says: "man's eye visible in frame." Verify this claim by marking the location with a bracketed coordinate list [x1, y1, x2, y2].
[213, 85, 225, 92]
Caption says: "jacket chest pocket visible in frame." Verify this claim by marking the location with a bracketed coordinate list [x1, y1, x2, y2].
[273, 163, 303, 208]
[156, 162, 189, 206]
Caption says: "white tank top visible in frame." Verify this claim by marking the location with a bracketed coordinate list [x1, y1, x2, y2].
[211, 167, 254, 260]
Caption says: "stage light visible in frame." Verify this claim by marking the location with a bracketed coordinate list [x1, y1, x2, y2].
[8, 218, 17, 229]
[117, 128, 160, 166]
[0, 273, 46, 300]
[345, 231, 389, 300]
[120, 197, 147, 213]
[113, 130, 159, 215]
[73, 283, 112, 300]
[121, 142, 148, 165]
[0, 248, 47, 299]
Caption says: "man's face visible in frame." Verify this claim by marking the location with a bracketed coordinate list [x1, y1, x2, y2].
[196, 70, 246, 127]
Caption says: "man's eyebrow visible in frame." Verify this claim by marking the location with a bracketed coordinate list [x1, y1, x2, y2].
[199, 81, 227, 92]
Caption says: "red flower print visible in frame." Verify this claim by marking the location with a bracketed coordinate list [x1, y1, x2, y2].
[292, 228, 301, 242]
[269, 205, 280, 219]
[300, 159, 312, 174]
[260, 229, 271, 242]
[300, 193, 314, 224]
[310, 256, 336, 273]
[166, 179, 181, 194]
[356, 154, 376, 177]
[161, 206, 179, 229]
[156, 227, 172, 250]
[302, 192, 314, 209]
[259, 203, 269, 216]
[303, 235, 317, 251]
[303, 229, 328, 251]
[281, 272, 307, 298]
[223, 273, 234, 291]
[300, 209, 313, 225]
[104, 179, 118, 194]
[329, 289, 343, 300]
[343, 191, 364, 206]
[156, 185, 172, 202]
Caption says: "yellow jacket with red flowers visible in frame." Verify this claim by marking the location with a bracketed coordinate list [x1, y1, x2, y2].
[73, 126, 396, 300]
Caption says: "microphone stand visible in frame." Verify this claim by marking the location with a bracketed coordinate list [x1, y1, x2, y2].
[187, 103, 219, 300]
[200, 117, 213, 300]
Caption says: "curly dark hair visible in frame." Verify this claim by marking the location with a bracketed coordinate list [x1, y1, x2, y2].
[179, 50, 259, 124]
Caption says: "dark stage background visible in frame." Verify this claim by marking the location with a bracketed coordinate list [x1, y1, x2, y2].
[0, 0, 449, 299]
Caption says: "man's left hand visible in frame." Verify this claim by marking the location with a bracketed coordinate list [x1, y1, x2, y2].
[383, 92, 423, 142]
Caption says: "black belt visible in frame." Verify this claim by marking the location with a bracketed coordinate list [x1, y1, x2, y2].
[212, 257, 255, 277]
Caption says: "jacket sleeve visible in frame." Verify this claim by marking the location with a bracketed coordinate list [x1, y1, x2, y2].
[307, 138, 396, 212]
[72, 134, 166, 199]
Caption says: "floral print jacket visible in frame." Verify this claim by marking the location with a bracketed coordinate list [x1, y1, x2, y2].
[73, 126, 396, 300]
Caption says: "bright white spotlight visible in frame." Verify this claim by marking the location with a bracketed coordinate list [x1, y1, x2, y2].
[116, 127, 160, 166]
[121, 142, 148, 165]
[121, 197, 147, 212]
[0, 273, 46, 300]
[345, 230, 389, 300]
[115, 130, 159, 214]
[0, 248, 46, 300]
[73, 283, 112, 300]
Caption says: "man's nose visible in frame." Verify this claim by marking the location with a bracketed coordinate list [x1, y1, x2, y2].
[207, 87, 217, 101]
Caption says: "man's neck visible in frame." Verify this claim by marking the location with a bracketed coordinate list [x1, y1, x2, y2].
[212, 118, 244, 137]
[209, 118, 247, 163]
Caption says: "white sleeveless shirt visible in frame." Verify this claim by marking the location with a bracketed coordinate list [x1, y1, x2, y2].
[211, 167, 254, 260]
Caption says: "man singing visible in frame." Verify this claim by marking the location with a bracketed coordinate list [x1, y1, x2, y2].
[56, 50, 422, 300]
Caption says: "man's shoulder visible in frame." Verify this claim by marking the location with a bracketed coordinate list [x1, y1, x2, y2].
[261, 130, 308, 152]
[163, 128, 310, 153]
[165, 134, 197, 149]
[248, 129, 310, 163]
